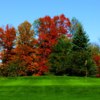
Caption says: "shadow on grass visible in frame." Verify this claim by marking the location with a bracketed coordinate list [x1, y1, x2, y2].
[0, 85, 100, 100]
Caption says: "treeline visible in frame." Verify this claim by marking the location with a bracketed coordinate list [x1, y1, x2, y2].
[0, 14, 100, 77]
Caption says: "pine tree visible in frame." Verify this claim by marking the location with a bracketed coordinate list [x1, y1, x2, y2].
[72, 23, 96, 76]
[72, 24, 89, 51]
[48, 35, 72, 75]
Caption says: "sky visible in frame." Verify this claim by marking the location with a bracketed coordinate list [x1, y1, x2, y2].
[0, 0, 100, 45]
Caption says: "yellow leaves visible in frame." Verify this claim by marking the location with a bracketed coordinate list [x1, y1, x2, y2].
[17, 21, 35, 47]
[18, 21, 32, 34]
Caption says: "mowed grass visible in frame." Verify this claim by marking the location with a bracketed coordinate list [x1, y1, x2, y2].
[0, 76, 100, 100]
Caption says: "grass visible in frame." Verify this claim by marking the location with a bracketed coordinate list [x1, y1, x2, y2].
[0, 76, 100, 100]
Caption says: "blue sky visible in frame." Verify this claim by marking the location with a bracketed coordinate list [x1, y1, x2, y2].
[0, 0, 100, 45]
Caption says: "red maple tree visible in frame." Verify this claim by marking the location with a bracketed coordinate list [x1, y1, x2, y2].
[35, 14, 71, 75]
[0, 25, 16, 64]
[93, 55, 100, 77]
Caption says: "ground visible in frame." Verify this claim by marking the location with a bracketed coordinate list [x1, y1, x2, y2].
[0, 76, 100, 100]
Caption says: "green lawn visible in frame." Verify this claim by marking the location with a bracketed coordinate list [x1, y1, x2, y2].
[0, 76, 100, 100]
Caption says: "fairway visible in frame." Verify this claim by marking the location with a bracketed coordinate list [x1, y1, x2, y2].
[0, 76, 100, 100]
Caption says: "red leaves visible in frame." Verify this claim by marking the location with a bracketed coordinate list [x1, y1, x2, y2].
[93, 55, 100, 67]
[66, 34, 72, 38]
[36, 14, 71, 75]
[0, 25, 16, 63]
[0, 15, 71, 76]
[93, 54, 100, 77]
[0, 25, 16, 50]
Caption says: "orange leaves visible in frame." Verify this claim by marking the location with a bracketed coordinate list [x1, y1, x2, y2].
[13, 21, 38, 75]
[17, 21, 34, 46]
[18, 21, 31, 34]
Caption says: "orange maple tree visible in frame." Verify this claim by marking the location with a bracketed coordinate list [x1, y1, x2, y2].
[12, 21, 38, 75]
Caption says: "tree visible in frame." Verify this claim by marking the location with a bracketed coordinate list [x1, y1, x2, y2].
[0, 25, 16, 76]
[10, 21, 38, 76]
[48, 35, 72, 75]
[71, 23, 96, 76]
[72, 24, 89, 51]
[33, 14, 71, 75]
[0, 25, 16, 63]
[93, 54, 100, 77]
[90, 44, 100, 77]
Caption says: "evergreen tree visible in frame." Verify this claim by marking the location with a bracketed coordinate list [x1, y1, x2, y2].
[48, 35, 72, 75]
[72, 23, 96, 76]
[72, 24, 89, 51]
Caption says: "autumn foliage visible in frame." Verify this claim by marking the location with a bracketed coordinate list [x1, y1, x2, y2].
[10, 21, 38, 76]
[36, 14, 71, 75]
[0, 25, 16, 76]
[0, 14, 99, 77]
[93, 55, 100, 77]
[0, 25, 16, 63]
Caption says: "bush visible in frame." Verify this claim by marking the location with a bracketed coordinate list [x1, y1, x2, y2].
[0, 60, 26, 77]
